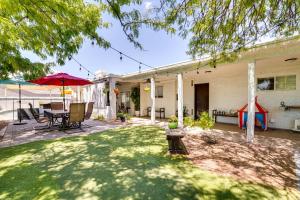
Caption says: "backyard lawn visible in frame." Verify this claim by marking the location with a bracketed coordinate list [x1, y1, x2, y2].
[0, 126, 299, 200]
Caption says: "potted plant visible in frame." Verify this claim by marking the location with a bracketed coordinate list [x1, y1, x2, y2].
[130, 87, 140, 116]
[117, 112, 126, 122]
[168, 115, 178, 129]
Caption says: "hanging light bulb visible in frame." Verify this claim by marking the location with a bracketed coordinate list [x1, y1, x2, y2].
[120, 52, 123, 61]
[79, 64, 82, 71]
[139, 63, 141, 73]
[68, 55, 72, 60]
[88, 72, 90, 77]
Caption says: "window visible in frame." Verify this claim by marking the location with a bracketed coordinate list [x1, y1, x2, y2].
[155, 86, 163, 98]
[276, 75, 296, 90]
[257, 77, 274, 91]
[121, 91, 130, 107]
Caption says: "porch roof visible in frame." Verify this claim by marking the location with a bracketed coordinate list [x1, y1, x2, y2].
[119, 35, 300, 81]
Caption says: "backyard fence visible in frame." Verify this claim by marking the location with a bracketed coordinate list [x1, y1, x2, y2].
[0, 97, 71, 120]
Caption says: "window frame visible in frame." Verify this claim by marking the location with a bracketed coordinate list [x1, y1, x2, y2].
[256, 77, 275, 91]
[275, 75, 296, 91]
[155, 86, 164, 98]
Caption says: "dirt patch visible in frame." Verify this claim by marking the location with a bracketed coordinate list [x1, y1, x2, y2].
[0, 120, 9, 140]
[0, 121, 8, 131]
[183, 133, 298, 189]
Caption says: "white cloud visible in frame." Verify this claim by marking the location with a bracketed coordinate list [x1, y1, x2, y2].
[145, 1, 153, 10]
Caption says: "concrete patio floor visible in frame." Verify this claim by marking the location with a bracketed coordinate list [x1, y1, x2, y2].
[0, 119, 125, 148]
[0, 117, 167, 148]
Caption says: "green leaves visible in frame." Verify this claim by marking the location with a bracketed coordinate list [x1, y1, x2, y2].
[2, 0, 298, 79]
[0, 0, 106, 79]
[156, 0, 300, 65]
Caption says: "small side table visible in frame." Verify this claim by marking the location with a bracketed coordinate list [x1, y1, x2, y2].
[166, 129, 188, 154]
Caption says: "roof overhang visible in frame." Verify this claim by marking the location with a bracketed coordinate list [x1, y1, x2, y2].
[121, 35, 300, 81]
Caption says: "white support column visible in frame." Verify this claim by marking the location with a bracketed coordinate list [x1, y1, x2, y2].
[177, 73, 184, 128]
[247, 60, 256, 143]
[150, 77, 155, 124]
[109, 78, 116, 119]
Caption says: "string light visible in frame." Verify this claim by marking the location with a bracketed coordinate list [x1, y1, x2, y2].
[109, 46, 155, 72]
[71, 56, 96, 77]
[41, 14, 154, 75]
[139, 63, 141, 73]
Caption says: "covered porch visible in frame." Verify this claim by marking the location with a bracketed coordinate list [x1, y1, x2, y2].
[114, 37, 300, 141]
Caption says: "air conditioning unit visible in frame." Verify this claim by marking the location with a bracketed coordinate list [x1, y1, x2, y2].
[292, 119, 300, 132]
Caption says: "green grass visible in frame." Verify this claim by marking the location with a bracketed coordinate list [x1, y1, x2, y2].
[0, 126, 299, 200]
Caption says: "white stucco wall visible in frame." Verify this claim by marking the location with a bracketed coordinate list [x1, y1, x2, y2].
[139, 58, 300, 130]
[140, 80, 176, 117]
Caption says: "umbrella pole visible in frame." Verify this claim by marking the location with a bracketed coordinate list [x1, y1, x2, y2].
[14, 83, 27, 125]
[19, 84, 21, 123]
[63, 80, 65, 110]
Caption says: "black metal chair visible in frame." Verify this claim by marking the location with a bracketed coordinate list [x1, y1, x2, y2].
[28, 103, 50, 130]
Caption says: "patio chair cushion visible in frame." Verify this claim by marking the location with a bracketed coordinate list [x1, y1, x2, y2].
[68, 103, 86, 125]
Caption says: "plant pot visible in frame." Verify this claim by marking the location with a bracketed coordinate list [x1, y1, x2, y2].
[135, 111, 140, 117]
[168, 122, 178, 129]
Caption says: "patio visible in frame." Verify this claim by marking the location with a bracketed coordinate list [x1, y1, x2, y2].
[0, 119, 124, 148]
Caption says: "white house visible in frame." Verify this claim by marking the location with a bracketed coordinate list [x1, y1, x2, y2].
[83, 36, 300, 138]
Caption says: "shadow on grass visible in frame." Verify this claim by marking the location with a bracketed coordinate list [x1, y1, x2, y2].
[0, 126, 299, 199]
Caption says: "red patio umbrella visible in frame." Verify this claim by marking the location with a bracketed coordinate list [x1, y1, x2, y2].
[29, 73, 92, 110]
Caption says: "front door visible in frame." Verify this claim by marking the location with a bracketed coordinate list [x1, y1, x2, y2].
[194, 83, 209, 119]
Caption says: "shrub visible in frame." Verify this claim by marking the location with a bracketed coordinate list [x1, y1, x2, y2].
[168, 115, 178, 123]
[124, 113, 132, 120]
[183, 117, 194, 127]
[95, 114, 105, 121]
[117, 112, 125, 118]
[194, 112, 214, 130]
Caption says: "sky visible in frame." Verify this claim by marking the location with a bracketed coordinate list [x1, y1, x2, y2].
[23, 2, 191, 79]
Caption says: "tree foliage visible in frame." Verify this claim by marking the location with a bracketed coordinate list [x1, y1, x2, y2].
[1, 0, 299, 79]
[0, 0, 109, 79]
[0, 0, 169, 79]
[154, 0, 300, 63]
